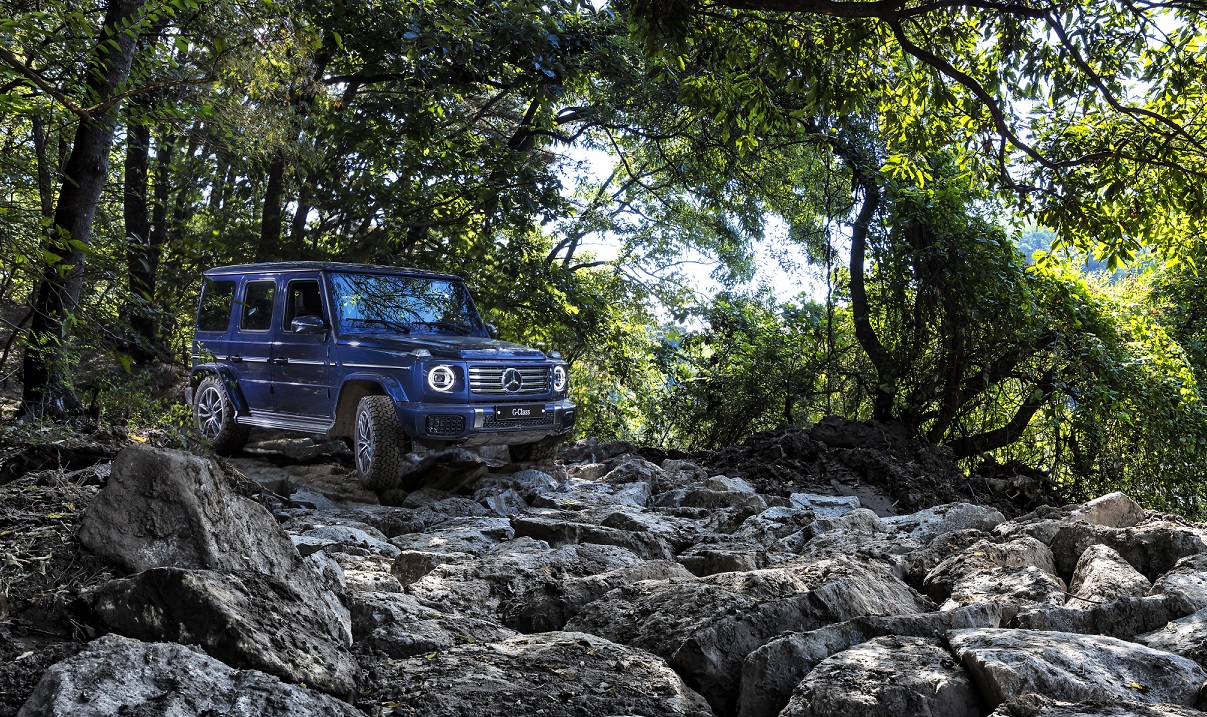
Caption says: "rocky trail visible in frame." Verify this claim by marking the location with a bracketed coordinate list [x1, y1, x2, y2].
[2, 418, 1207, 716]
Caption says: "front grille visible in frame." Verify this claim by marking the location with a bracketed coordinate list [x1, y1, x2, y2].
[468, 365, 549, 395]
[426, 414, 466, 436]
[483, 414, 556, 429]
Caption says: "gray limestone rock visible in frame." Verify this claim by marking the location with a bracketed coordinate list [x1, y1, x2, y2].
[362, 631, 713, 716]
[347, 591, 517, 658]
[16, 634, 364, 717]
[738, 603, 1001, 717]
[1151, 555, 1207, 610]
[990, 694, 1207, 717]
[789, 492, 860, 518]
[87, 567, 357, 696]
[950, 628, 1207, 708]
[780, 635, 985, 717]
[944, 566, 1067, 621]
[1049, 520, 1207, 581]
[510, 514, 674, 560]
[1068, 544, 1151, 607]
[924, 536, 1057, 602]
[1137, 607, 1207, 668]
[884, 502, 1007, 546]
[565, 556, 932, 716]
[1013, 593, 1196, 640]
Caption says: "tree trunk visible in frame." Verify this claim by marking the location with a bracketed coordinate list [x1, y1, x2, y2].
[123, 122, 152, 362]
[847, 174, 895, 420]
[257, 157, 287, 260]
[31, 114, 54, 220]
[291, 182, 311, 254]
[21, 0, 146, 412]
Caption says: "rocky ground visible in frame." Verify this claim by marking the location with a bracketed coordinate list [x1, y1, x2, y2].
[2, 418, 1207, 716]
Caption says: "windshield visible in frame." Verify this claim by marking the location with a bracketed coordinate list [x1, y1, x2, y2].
[330, 273, 487, 337]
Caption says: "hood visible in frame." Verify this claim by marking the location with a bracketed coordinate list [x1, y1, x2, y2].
[339, 332, 547, 360]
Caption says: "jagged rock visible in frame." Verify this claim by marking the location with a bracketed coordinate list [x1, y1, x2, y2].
[990, 694, 1207, 716]
[808, 507, 885, 537]
[16, 634, 363, 717]
[87, 567, 357, 695]
[1013, 593, 1196, 640]
[566, 462, 608, 481]
[388, 516, 514, 556]
[532, 477, 652, 510]
[950, 628, 1207, 708]
[733, 507, 819, 551]
[789, 493, 860, 518]
[799, 529, 923, 567]
[597, 508, 703, 551]
[400, 447, 490, 492]
[558, 437, 636, 464]
[923, 536, 1056, 602]
[704, 475, 757, 493]
[659, 459, 711, 491]
[677, 540, 772, 576]
[478, 488, 527, 516]
[406, 542, 643, 628]
[653, 486, 767, 514]
[361, 631, 713, 716]
[739, 603, 1001, 717]
[780, 636, 985, 717]
[510, 514, 674, 560]
[1137, 608, 1207, 668]
[1069, 493, 1148, 530]
[1151, 555, 1207, 610]
[1049, 520, 1207, 581]
[945, 566, 1067, 620]
[565, 556, 932, 716]
[1068, 544, 1150, 607]
[294, 525, 401, 559]
[601, 455, 662, 487]
[348, 591, 517, 658]
[506, 560, 695, 633]
[884, 502, 1006, 545]
[893, 529, 994, 588]
[76, 445, 350, 645]
[391, 549, 475, 586]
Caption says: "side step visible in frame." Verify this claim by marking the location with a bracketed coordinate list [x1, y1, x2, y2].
[236, 411, 333, 435]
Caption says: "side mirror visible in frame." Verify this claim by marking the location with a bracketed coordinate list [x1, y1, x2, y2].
[291, 315, 328, 335]
[485, 323, 499, 339]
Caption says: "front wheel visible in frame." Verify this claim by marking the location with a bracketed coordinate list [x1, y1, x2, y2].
[193, 376, 250, 456]
[354, 395, 411, 491]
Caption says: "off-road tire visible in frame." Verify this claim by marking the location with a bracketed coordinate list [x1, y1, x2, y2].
[354, 395, 411, 491]
[193, 376, 250, 456]
[511, 436, 563, 463]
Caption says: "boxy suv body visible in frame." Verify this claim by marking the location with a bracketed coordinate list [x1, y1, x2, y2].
[186, 262, 575, 489]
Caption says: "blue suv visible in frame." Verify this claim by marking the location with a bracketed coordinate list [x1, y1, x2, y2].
[186, 262, 575, 489]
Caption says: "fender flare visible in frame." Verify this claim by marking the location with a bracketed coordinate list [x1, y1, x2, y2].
[190, 364, 250, 415]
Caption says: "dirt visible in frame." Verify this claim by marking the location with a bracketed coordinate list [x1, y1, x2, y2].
[694, 416, 1064, 518]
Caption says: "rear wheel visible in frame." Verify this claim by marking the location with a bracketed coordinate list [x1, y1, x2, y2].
[354, 395, 412, 491]
[510, 436, 562, 463]
[193, 376, 250, 456]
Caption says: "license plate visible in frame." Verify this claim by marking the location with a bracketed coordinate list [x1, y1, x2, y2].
[496, 404, 544, 420]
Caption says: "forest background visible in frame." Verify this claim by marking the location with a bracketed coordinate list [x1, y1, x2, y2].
[2, 0, 1207, 514]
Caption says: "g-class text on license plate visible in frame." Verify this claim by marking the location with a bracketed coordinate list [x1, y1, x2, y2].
[496, 404, 545, 420]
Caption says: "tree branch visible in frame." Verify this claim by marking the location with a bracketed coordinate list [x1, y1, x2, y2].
[0, 48, 90, 119]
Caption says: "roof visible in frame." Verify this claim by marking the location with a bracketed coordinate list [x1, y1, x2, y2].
[202, 261, 461, 281]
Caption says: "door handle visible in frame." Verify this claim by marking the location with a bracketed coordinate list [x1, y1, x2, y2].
[270, 357, 289, 365]
[228, 355, 243, 363]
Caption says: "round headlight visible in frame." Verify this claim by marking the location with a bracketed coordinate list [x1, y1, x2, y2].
[552, 365, 568, 393]
[427, 365, 456, 392]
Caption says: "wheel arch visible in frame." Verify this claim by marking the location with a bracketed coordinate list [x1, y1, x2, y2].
[332, 374, 407, 437]
[190, 364, 249, 415]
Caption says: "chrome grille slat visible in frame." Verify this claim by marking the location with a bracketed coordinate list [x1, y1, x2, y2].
[468, 365, 549, 395]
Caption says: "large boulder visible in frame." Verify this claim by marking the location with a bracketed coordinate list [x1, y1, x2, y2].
[1013, 593, 1196, 640]
[1067, 544, 1151, 607]
[944, 566, 1067, 620]
[16, 634, 363, 717]
[1137, 608, 1207, 668]
[923, 536, 1057, 602]
[779, 636, 985, 717]
[566, 556, 932, 716]
[739, 603, 1001, 717]
[1151, 555, 1207, 610]
[87, 567, 357, 696]
[359, 631, 713, 716]
[950, 628, 1207, 708]
[1049, 520, 1207, 581]
[884, 502, 1007, 546]
[989, 694, 1206, 717]
[347, 591, 518, 658]
[510, 514, 674, 560]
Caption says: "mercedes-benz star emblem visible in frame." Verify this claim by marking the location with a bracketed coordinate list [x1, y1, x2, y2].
[501, 368, 524, 393]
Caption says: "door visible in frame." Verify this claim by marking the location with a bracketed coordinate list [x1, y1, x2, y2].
[272, 276, 333, 418]
[228, 277, 278, 412]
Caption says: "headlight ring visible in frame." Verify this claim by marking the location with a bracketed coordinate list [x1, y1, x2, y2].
[428, 365, 456, 392]
[552, 365, 568, 393]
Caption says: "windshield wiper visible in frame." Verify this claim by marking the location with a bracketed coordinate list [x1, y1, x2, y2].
[355, 318, 412, 333]
[410, 320, 471, 335]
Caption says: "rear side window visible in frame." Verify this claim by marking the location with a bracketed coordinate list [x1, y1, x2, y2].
[197, 279, 235, 332]
[240, 281, 276, 331]
[285, 279, 325, 330]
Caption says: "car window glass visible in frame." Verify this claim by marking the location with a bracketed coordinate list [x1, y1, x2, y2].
[330, 273, 486, 336]
[240, 281, 276, 332]
[285, 280, 325, 330]
[197, 279, 235, 332]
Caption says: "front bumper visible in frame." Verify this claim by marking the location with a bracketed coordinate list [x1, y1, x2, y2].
[395, 398, 576, 445]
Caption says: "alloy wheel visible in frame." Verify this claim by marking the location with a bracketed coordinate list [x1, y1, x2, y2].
[356, 409, 374, 475]
[195, 386, 225, 440]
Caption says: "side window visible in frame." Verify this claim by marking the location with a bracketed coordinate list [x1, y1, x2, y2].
[240, 281, 276, 332]
[197, 279, 235, 332]
[284, 280, 325, 331]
